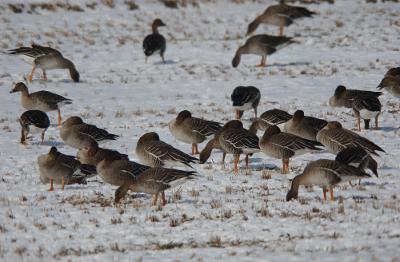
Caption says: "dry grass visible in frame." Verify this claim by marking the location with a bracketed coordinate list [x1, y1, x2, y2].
[147, 215, 159, 223]
[169, 218, 179, 227]
[210, 199, 222, 209]
[209, 235, 222, 248]
[225, 185, 233, 194]
[190, 187, 199, 198]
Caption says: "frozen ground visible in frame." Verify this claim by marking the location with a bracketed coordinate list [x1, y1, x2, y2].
[0, 0, 399, 261]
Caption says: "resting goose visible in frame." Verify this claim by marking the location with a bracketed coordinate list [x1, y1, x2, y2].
[377, 68, 400, 98]
[231, 86, 261, 119]
[169, 110, 222, 155]
[316, 121, 385, 156]
[8, 44, 79, 82]
[218, 120, 260, 174]
[38, 147, 97, 191]
[283, 110, 327, 141]
[136, 132, 198, 168]
[10, 82, 72, 126]
[143, 18, 167, 63]
[286, 159, 371, 202]
[77, 146, 129, 167]
[232, 34, 295, 68]
[19, 110, 50, 144]
[328, 85, 382, 108]
[60, 116, 119, 145]
[259, 125, 322, 174]
[247, 1, 316, 36]
[352, 95, 381, 131]
[249, 108, 292, 134]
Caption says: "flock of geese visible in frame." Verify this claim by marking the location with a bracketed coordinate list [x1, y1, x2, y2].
[6, 1, 400, 206]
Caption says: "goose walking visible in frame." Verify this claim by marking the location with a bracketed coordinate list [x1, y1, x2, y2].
[143, 19, 167, 63]
[8, 43, 79, 82]
[259, 125, 322, 174]
[169, 110, 222, 155]
[10, 82, 71, 127]
[286, 159, 371, 202]
[19, 110, 50, 144]
[247, 1, 315, 37]
[231, 86, 261, 119]
[232, 34, 295, 68]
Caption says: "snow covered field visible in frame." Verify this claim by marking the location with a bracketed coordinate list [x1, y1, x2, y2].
[0, 0, 399, 260]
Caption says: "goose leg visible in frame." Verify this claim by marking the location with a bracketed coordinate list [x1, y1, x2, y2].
[57, 109, 62, 127]
[151, 193, 158, 206]
[329, 187, 334, 202]
[48, 179, 54, 191]
[160, 52, 166, 64]
[194, 144, 199, 155]
[254, 106, 258, 118]
[375, 114, 379, 129]
[245, 154, 249, 168]
[42, 69, 47, 81]
[20, 128, 26, 144]
[41, 131, 45, 144]
[282, 159, 289, 174]
[161, 192, 167, 205]
[357, 117, 361, 131]
[235, 110, 241, 119]
[255, 56, 266, 67]
[322, 187, 327, 201]
[233, 154, 240, 174]
[28, 65, 36, 83]
[221, 152, 226, 165]
[191, 144, 195, 155]
[279, 18, 284, 36]
[61, 177, 65, 190]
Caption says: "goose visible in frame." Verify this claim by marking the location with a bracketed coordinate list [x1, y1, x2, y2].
[328, 85, 382, 108]
[352, 95, 381, 131]
[19, 110, 50, 144]
[231, 86, 261, 119]
[143, 18, 167, 63]
[283, 110, 327, 141]
[77, 146, 129, 167]
[10, 82, 72, 126]
[169, 110, 222, 154]
[377, 68, 400, 98]
[8, 43, 79, 82]
[247, 1, 316, 36]
[286, 158, 371, 202]
[218, 120, 260, 174]
[37, 147, 97, 191]
[60, 116, 118, 149]
[316, 121, 385, 156]
[259, 125, 322, 174]
[136, 132, 198, 168]
[232, 34, 295, 68]
[335, 147, 378, 178]
[249, 108, 292, 134]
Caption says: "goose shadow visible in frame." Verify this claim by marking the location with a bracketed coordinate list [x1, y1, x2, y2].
[378, 126, 399, 132]
[31, 140, 65, 147]
[267, 61, 311, 68]
[154, 59, 177, 65]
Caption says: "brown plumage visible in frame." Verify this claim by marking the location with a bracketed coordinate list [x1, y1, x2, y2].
[283, 110, 327, 141]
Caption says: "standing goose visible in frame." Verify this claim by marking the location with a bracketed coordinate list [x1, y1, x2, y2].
[352, 95, 381, 131]
[19, 110, 50, 144]
[136, 132, 198, 168]
[247, 1, 316, 36]
[218, 120, 260, 174]
[114, 167, 196, 205]
[377, 67, 400, 98]
[316, 121, 385, 156]
[231, 86, 261, 119]
[328, 85, 382, 108]
[8, 43, 79, 82]
[249, 108, 292, 134]
[283, 110, 327, 141]
[335, 147, 378, 178]
[77, 146, 129, 167]
[259, 125, 322, 174]
[232, 34, 295, 68]
[286, 159, 371, 202]
[10, 82, 72, 127]
[38, 147, 97, 191]
[60, 116, 119, 143]
[143, 18, 167, 63]
[169, 110, 222, 155]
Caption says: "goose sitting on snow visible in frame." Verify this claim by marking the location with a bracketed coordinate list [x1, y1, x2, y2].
[169, 110, 222, 155]
[8, 43, 79, 82]
[19, 110, 50, 144]
[247, 0, 316, 37]
[232, 34, 296, 68]
[10, 82, 72, 127]
[143, 18, 167, 63]
[231, 86, 261, 119]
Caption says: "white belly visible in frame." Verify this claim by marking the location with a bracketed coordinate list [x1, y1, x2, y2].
[359, 109, 379, 119]
[233, 102, 253, 111]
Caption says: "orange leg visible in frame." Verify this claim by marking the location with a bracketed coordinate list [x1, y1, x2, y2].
[48, 179, 54, 191]
[161, 192, 167, 205]
[61, 177, 65, 190]
[322, 188, 327, 201]
[255, 56, 266, 67]
[282, 159, 289, 174]
[278, 18, 284, 37]
[233, 154, 240, 175]
[58, 109, 62, 127]
[329, 187, 334, 202]
[151, 193, 158, 206]
[191, 144, 195, 155]
[235, 110, 241, 119]
[194, 144, 199, 155]
[357, 117, 361, 131]
[28, 65, 36, 82]
[41, 131, 45, 144]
